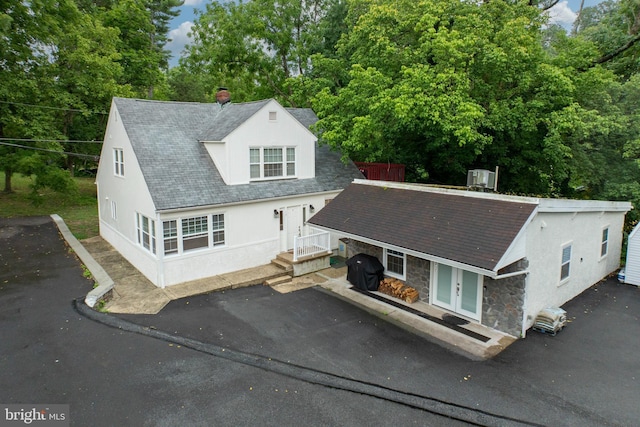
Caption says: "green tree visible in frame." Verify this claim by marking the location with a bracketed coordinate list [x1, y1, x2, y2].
[183, 0, 336, 104]
[52, 10, 124, 175]
[309, 0, 640, 196]
[103, 0, 182, 99]
[574, 0, 640, 78]
[0, 0, 125, 194]
[0, 0, 67, 193]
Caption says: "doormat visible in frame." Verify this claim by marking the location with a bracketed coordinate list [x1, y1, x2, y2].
[330, 256, 346, 269]
[442, 314, 470, 326]
[350, 287, 491, 343]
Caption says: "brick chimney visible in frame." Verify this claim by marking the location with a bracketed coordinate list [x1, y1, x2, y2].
[216, 87, 231, 106]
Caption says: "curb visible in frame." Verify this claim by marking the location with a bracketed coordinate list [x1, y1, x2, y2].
[50, 214, 114, 307]
[72, 297, 536, 427]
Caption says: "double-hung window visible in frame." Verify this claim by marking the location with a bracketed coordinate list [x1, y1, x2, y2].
[163, 220, 178, 255]
[114, 148, 124, 177]
[136, 213, 156, 254]
[212, 214, 225, 246]
[162, 214, 226, 255]
[384, 248, 406, 280]
[249, 147, 296, 180]
[560, 243, 572, 282]
[264, 148, 283, 177]
[182, 216, 209, 252]
[601, 227, 609, 258]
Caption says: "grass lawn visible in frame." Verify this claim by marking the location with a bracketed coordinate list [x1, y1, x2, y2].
[0, 172, 99, 240]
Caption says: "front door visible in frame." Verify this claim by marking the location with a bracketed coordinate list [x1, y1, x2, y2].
[432, 263, 482, 321]
[285, 205, 304, 251]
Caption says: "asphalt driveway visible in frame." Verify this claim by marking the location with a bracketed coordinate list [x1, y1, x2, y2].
[1, 216, 638, 426]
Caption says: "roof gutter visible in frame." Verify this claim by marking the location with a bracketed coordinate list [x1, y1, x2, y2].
[494, 269, 530, 280]
[309, 224, 500, 278]
[156, 189, 342, 215]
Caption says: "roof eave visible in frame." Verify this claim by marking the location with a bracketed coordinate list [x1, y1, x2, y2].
[309, 223, 498, 278]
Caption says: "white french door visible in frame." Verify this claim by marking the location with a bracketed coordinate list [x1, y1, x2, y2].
[432, 263, 482, 321]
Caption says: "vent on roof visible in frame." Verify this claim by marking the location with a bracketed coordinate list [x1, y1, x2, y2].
[467, 168, 497, 190]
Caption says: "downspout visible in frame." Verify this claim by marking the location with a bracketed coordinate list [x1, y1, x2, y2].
[156, 212, 165, 288]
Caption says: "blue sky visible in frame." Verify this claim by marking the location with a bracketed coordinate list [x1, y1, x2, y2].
[166, 0, 605, 67]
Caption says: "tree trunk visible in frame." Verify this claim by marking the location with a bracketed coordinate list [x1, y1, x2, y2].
[3, 166, 13, 193]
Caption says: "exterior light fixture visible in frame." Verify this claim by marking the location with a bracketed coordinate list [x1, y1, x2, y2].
[310, 205, 315, 213]
[274, 209, 279, 218]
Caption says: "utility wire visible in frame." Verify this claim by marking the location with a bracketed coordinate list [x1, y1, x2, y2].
[0, 137, 103, 144]
[0, 141, 100, 160]
[0, 100, 108, 115]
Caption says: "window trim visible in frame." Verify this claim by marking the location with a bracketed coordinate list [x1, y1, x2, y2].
[600, 226, 609, 258]
[136, 213, 156, 255]
[384, 248, 406, 281]
[211, 213, 225, 247]
[162, 213, 226, 256]
[163, 220, 178, 256]
[113, 148, 124, 177]
[249, 146, 296, 181]
[182, 215, 209, 253]
[560, 242, 572, 284]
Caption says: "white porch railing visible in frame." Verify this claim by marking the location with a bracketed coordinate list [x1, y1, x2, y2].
[293, 228, 330, 261]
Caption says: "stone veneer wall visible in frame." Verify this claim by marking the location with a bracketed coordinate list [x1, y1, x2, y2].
[346, 238, 528, 337]
[345, 239, 382, 264]
[345, 239, 431, 301]
[481, 259, 528, 337]
[406, 255, 430, 302]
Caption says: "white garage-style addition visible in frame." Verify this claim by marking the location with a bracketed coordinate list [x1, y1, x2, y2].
[308, 180, 631, 337]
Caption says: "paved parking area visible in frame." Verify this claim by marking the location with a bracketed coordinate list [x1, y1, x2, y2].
[1, 216, 639, 426]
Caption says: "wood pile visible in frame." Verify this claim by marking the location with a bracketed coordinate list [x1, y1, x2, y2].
[378, 277, 419, 303]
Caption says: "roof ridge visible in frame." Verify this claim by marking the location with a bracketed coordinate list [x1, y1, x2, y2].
[114, 97, 274, 107]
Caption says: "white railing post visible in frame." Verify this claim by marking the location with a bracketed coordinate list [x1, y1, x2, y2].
[293, 228, 330, 261]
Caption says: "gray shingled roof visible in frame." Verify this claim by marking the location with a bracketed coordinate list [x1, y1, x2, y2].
[113, 97, 362, 211]
[199, 100, 270, 141]
[308, 183, 538, 272]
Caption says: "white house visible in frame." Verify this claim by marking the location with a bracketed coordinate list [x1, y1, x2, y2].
[623, 223, 640, 286]
[308, 180, 631, 337]
[96, 95, 362, 288]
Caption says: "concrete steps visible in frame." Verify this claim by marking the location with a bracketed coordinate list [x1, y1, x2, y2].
[264, 275, 293, 286]
[271, 257, 293, 272]
[267, 253, 294, 287]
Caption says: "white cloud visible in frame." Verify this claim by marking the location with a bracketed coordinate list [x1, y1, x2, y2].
[167, 21, 194, 67]
[183, 0, 204, 6]
[547, 1, 577, 29]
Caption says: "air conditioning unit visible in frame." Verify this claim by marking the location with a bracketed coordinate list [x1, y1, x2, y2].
[467, 169, 496, 190]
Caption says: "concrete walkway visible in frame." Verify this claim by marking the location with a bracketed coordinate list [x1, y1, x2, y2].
[77, 235, 516, 360]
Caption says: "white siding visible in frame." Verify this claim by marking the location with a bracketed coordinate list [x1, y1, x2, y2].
[97, 103, 158, 282]
[523, 210, 625, 333]
[624, 224, 640, 286]
[154, 192, 338, 287]
[205, 100, 316, 186]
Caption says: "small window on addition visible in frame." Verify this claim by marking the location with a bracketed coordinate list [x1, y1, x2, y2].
[269, 111, 277, 121]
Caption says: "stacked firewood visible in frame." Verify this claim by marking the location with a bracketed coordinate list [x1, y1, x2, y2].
[378, 277, 419, 303]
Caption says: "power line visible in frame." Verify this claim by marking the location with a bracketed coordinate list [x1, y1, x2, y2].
[0, 100, 109, 115]
[0, 137, 103, 144]
[0, 142, 100, 160]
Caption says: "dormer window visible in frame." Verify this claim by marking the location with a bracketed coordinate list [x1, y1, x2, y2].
[250, 147, 296, 180]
